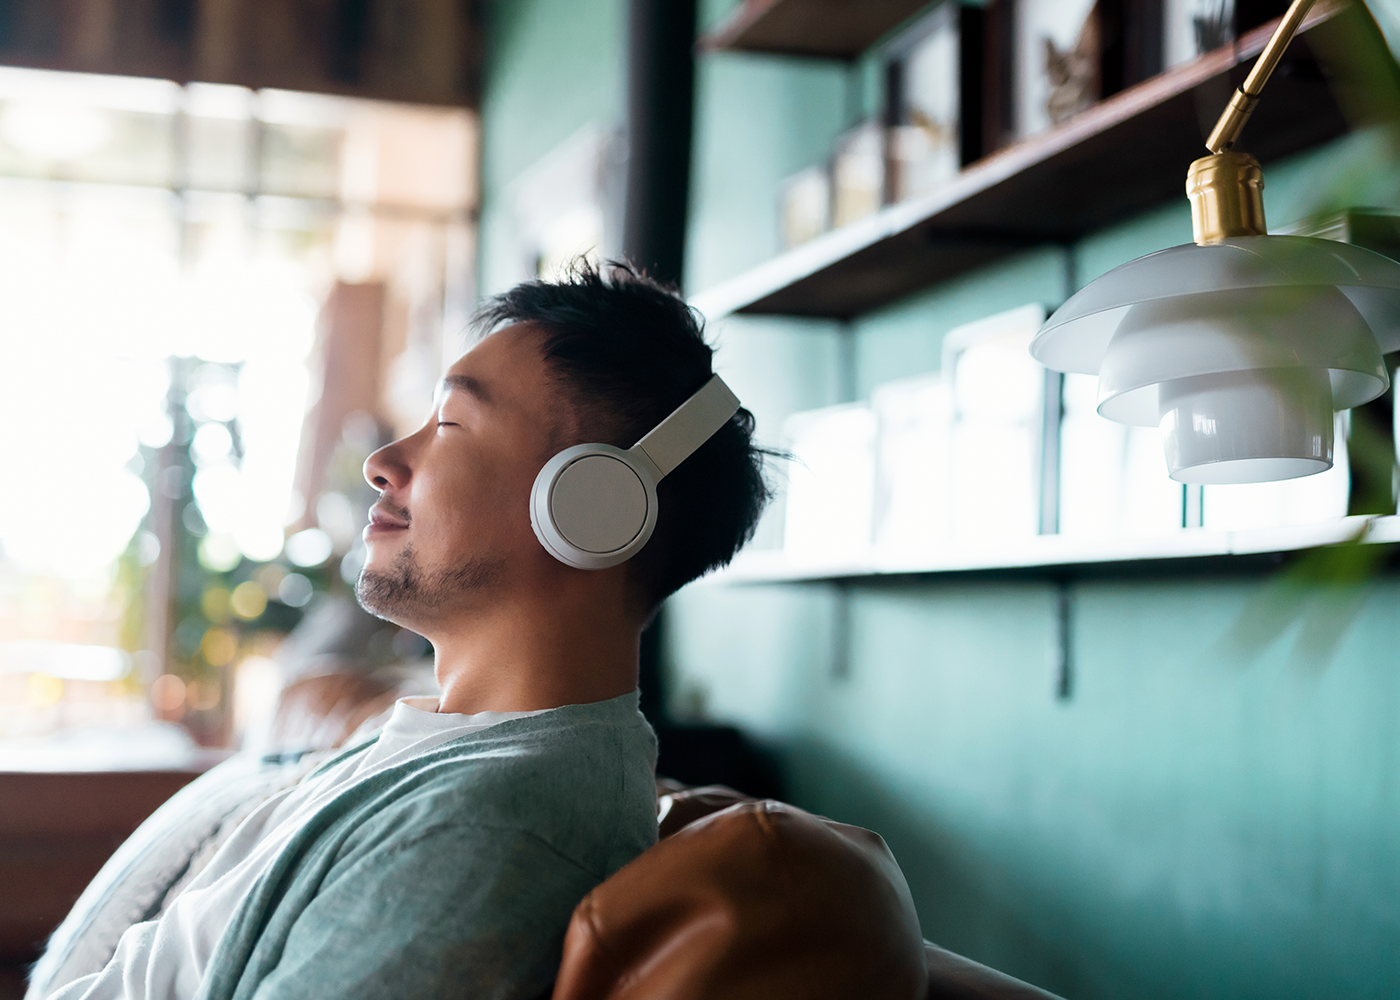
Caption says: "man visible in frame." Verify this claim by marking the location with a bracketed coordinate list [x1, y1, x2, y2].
[45, 262, 770, 1000]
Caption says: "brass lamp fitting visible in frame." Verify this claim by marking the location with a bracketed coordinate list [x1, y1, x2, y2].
[1204, 0, 1319, 154]
[1204, 91, 1262, 154]
[1187, 152, 1267, 244]
[1184, 0, 1320, 243]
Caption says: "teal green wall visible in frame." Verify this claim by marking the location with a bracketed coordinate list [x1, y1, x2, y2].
[477, 0, 624, 294]
[686, 51, 849, 291]
[479, 1, 1400, 996]
[669, 574, 1400, 999]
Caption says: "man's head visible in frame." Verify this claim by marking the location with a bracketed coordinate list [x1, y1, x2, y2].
[357, 261, 770, 636]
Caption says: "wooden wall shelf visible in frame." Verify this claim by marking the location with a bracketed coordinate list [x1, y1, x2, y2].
[690, 2, 1398, 322]
[701, 515, 1400, 585]
[701, 0, 934, 60]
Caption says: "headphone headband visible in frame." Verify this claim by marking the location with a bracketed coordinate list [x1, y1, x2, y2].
[629, 374, 740, 481]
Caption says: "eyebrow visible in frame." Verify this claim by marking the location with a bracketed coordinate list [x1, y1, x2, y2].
[438, 374, 492, 405]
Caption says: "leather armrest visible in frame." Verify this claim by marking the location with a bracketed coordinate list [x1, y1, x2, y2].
[655, 781, 752, 838]
[558, 785, 1064, 1000]
[924, 942, 1064, 1000]
[555, 799, 928, 1000]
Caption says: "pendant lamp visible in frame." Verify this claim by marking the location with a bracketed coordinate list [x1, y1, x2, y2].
[1030, 0, 1400, 484]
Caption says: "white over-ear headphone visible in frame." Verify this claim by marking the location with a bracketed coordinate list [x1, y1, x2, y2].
[530, 374, 741, 569]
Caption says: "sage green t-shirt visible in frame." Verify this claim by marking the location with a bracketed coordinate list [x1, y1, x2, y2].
[52, 690, 658, 1000]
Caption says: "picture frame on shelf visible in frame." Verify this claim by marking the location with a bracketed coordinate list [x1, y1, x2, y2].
[1013, 0, 1169, 141]
[872, 372, 954, 556]
[1164, 0, 1293, 68]
[1164, 0, 1232, 67]
[943, 304, 1048, 545]
[781, 404, 878, 563]
[969, 0, 1019, 159]
[1014, 0, 1101, 139]
[505, 123, 623, 285]
[884, 2, 962, 204]
[869, 304, 1049, 561]
[1057, 372, 1186, 539]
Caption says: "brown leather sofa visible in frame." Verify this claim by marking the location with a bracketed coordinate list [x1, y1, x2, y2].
[554, 783, 1063, 1000]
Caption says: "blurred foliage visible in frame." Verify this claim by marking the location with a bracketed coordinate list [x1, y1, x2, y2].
[1346, 383, 1398, 516]
[1227, 517, 1393, 668]
[132, 357, 335, 743]
[1231, 0, 1400, 668]
[1227, 379, 1397, 669]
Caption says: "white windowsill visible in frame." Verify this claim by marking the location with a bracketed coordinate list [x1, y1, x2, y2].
[701, 515, 1400, 585]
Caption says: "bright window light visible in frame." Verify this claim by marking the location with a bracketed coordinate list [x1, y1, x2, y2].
[0, 64, 477, 744]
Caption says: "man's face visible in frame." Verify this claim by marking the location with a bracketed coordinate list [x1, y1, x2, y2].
[356, 323, 570, 628]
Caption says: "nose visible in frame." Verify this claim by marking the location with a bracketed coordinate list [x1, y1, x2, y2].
[364, 437, 412, 491]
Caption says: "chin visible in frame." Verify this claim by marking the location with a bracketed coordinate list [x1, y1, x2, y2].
[356, 543, 508, 624]
[355, 568, 416, 624]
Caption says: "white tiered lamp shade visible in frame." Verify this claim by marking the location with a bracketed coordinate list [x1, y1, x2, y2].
[1031, 236, 1400, 484]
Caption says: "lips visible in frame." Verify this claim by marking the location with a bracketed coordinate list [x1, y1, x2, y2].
[365, 501, 410, 536]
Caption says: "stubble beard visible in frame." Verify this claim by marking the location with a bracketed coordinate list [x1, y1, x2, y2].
[355, 542, 506, 625]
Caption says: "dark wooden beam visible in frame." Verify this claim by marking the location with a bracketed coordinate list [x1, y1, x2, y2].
[701, 0, 934, 61]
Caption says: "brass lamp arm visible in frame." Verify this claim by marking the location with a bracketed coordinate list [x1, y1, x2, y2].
[1206, 0, 1321, 153]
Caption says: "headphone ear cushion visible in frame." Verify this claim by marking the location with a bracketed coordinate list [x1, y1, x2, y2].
[531, 444, 659, 570]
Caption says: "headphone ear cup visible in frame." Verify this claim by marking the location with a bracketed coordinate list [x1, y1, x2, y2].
[530, 444, 659, 570]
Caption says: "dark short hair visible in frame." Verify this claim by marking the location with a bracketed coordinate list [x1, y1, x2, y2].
[473, 259, 771, 608]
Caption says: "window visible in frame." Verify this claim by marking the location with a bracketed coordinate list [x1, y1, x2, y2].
[0, 67, 475, 754]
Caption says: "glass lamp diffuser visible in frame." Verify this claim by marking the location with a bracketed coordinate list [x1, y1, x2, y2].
[1032, 239, 1400, 484]
[1158, 368, 1334, 484]
[1030, 0, 1400, 485]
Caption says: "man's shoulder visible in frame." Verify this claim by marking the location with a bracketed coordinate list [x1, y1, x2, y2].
[409, 702, 655, 814]
[344, 695, 658, 876]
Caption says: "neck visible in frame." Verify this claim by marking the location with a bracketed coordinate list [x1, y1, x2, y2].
[424, 584, 642, 715]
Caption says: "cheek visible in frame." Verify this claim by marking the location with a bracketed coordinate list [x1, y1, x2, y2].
[415, 451, 537, 548]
